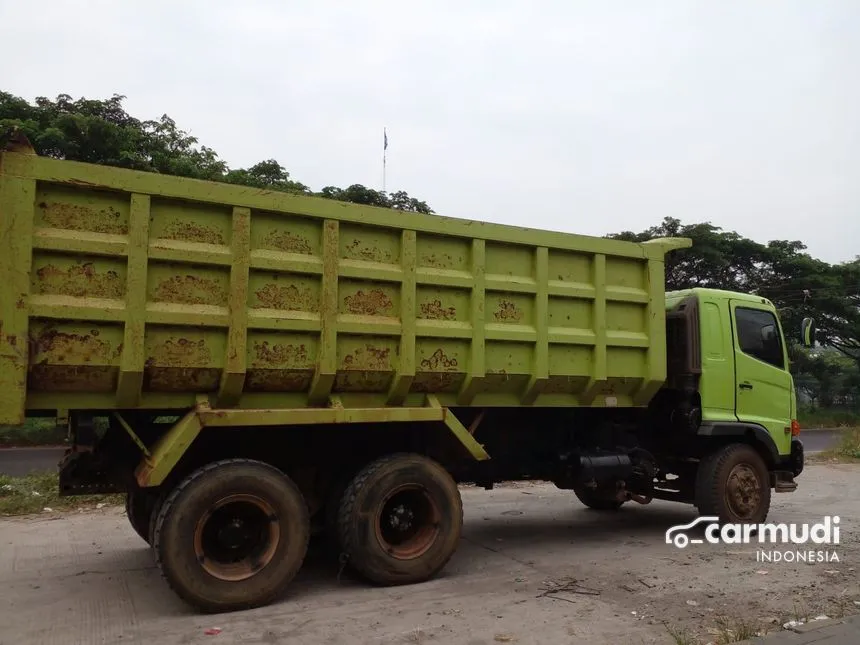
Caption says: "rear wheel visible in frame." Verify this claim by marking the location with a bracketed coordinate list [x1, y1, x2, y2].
[338, 453, 462, 586]
[573, 485, 624, 511]
[153, 459, 309, 613]
[696, 443, 771, 524]
[125, 490, 155, 545]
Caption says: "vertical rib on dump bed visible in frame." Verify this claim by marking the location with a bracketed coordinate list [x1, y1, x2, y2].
[0, 141, 690, 424]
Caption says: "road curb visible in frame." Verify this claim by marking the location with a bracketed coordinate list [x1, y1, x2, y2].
[741, 614, 860, 644]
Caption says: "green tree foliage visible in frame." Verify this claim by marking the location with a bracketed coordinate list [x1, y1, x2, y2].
[792, 348, 859, 410]
[613, 217, 766, 292]
[612, 217, 860, 403]
[0, 91, 432, 212]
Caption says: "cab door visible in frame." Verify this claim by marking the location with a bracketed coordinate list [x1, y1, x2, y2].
[730, 301, 792, 454]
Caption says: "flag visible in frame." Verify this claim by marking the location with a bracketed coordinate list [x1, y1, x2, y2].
[384, 128, 388, 151]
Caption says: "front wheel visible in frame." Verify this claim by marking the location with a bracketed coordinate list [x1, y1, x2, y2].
[695, 443, 771, 524]
[338, 453, 462, 586]
[153, 459, 310, 613]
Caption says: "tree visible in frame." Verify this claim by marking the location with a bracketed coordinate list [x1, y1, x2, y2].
[611, 217, 767, 292]
[314, 184, 434, 213]
[792, 348, 859, 409]
[611, 217, 860, 370]
[225, 159, 308, 193]
[0, 91, 433, 212]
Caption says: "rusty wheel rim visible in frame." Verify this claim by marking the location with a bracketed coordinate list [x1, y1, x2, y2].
[193, 494, 280, 582]
[724, 463, 762, 521]
[374, 485, 441, 560]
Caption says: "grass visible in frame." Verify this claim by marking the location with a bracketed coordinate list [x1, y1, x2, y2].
[798, 408, 860, 429]
[819, 427, 860, 462]
[0, 472, 122, 516]
[792, 598, 811, 623]
[664, 624, 698, 645]
[713, 616, 763, 644]
[664, 617, 767, 645]
[0, 418, 66, 447]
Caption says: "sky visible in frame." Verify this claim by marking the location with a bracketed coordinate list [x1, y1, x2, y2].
[2, 1, 858, 263]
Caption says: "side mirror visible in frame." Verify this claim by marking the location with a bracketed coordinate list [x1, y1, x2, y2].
[801, 318, 816, 348]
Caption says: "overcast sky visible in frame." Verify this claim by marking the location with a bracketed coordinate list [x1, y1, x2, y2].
[3, 1, 858, 263]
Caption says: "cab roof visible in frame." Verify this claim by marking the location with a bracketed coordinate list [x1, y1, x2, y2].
[666, 287, 775, 308]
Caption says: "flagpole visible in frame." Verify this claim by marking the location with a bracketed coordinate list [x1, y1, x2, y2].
[382, 127, 388, 194]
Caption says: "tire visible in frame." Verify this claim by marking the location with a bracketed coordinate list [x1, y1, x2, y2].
[324, 470, 354, 547]
[695, 443, 771, 524]
[125, 490, 155, 545]
[338, 453, 462, 586]
[147, 492, 166, 547]
[573, 486, 624, 511]
[153, 459, 310, 613]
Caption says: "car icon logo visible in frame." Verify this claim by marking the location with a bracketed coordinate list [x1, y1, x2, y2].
[665, 516, 719, 548]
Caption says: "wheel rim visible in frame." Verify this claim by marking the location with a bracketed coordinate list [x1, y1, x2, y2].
[724, 463, 762, 520]
[374, 485, 441, 560]
[193, 494, 280, 581]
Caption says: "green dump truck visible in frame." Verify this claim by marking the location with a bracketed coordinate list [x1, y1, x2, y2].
[0, 134, 806, 613]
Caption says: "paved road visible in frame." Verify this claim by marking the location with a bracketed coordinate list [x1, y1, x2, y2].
[801, 429, 847, 454]
[0, 446, 66, 477]
[0, 464, 857, 644]
[0, 429, 847, 477]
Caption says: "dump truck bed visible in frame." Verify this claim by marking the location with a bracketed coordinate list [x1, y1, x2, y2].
[0, 144, 689, 424]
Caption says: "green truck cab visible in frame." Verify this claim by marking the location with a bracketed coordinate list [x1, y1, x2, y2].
[661, 289, 804, 502]
[0, 135, 805, 613]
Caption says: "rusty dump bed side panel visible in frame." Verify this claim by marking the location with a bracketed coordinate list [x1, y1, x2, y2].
[0, 146, 689, 424]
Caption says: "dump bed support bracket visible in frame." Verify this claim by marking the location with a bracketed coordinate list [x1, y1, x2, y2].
[135, 395, 490, 487]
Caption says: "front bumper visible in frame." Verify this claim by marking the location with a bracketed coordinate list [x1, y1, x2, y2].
[789, 437, 804, 476]
[771, 438, 803, 493]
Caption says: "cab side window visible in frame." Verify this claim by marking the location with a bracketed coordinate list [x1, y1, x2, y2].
[735, 307, 784, 369]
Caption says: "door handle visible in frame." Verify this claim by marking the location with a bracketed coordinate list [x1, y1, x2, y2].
[739, 382, 753, 390]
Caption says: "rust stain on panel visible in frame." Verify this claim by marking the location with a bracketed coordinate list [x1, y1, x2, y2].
[334, 372, 392, 392]
[154, 275, 226, 305]
[143, 338, 217, 392]
[411, 373, 463, 393]
[254, 284, 317, 311]
[245, 370, 312, 392]
[419, 252, 454, 268]
[161, 221, 225, 245]
[344, 239, 392, 263]
[344, 289, 393, 316]
[144, 367, 221, 392]
[262, 230, 313, 255]
[419, 348, 459, 371]
[35, 263, 124, 298]
[32, 328, 116, 364]
[28, 365, 117, 392]
[146, 338, 212, 367]
[419, 299, 456, 320]
[28, 327, 119, 392]
[38, 201, 128, 235]
[494, 299, 523, 322]
[342, 345, 392, 371]
[252, 341, 310, 366]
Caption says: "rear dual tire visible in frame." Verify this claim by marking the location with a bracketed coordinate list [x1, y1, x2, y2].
[336, 453, 462, 586]
[153, 459, 310, 613]
[125, 490, 155, 545]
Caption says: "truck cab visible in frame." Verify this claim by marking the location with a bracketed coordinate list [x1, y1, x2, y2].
[664, 288, 804, 494]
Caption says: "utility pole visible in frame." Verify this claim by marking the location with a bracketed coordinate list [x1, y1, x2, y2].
[382, 127, 388, 193]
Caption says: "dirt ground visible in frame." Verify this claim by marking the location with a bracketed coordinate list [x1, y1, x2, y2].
[0, 463, 857, 645]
